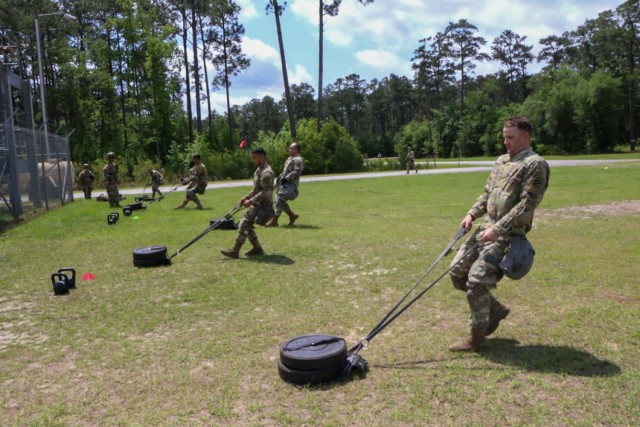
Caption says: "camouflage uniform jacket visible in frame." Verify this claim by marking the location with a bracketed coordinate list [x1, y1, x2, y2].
[406, 149, 415, 162]
[279, 155, 304, 186]
[467, 148, 549, 237]
[150, 169, 163, 184]
[188, 163, 208, 191]
[103, 162, 119, 185]
[78, 169, 95, 186]
[246, 163, 274, 207]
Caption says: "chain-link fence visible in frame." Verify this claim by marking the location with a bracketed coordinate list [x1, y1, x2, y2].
[1, 67, 74, 228]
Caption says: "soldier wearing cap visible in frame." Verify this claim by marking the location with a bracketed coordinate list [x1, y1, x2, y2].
[148, 168, 164, 199]
[175, 154, 208, 210]
[103, 152, 121, 207]
[78, 163, 95, 199]
[405, 146, 417, 174]
[265, 142, 303, 227]
[221, 147, 274, 259]
[448, 116, 549, 352]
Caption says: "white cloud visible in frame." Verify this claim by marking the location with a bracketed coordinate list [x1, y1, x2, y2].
[236, 0, 259, 21]
[355, 49, 411, 76]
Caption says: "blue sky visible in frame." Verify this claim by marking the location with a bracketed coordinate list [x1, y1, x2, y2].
[202, 0, 624, 114]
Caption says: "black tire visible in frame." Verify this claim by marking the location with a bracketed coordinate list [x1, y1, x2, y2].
[278, 359, 344, 385]
[133, 256, 169, 268]
[133, 245, 168, 260]
[280, 334, 347, 371]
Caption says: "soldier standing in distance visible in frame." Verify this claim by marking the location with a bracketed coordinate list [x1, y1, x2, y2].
[78, 163, 95, 199]
[265, 142, 303, 227]
[175, 154, 208, 210]
[405, 146, 417, 174]
[221, 147, 274, 259]
[148, 168, 164, 199]
[448, 116, 550, 352]
[103, 152, 121, 207]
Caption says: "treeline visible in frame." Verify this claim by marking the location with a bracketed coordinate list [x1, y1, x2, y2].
[0, 0, 637, 181]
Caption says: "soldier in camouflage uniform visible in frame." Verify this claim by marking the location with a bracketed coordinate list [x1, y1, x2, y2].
[175, 154, 208, 210]
[148, 168, 164, 199]
[103, 152, 121, 207]
[448, 116, 550, 351]
[221, 147, 274, 259]
[265, 142, 303, 227]
[78, 163, 95, 199]
[405, 146, 417, 174]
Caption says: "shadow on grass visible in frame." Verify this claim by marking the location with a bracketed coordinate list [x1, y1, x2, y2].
[482, 338, 621, 377]
[277, 224, 322, 230]
[245, 254, 295, 265]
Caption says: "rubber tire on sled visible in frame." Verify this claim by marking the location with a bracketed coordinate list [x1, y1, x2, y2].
[133, 245, 168, 260]
[132, 245, 169, 267]
[277, 359, 345, 385]
[279, 334, 347, 371]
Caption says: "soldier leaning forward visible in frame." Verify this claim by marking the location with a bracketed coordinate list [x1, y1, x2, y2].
[175, 154, 208, 210]
[221, 147, 274, 259]
[148, 169, 164, 199]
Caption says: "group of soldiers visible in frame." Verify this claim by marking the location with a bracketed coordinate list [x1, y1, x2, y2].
[79, 116, 549, 352]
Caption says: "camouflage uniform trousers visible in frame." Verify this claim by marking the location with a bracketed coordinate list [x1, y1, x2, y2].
[106, 183, 120, 206]
[274, 184, 298, 216]
[81, 185, 93, 200]
[151, 182, 162, 198]
[234, 205, 260, 246]
[449, 221, 509, 329]
[186, 185, 205, 203]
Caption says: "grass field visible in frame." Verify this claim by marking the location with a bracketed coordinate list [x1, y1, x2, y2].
[1, 160, 639, 426]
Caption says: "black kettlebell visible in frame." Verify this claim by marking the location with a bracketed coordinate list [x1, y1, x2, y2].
[57, 268, 76, 289]
[51, 272, 69, 295]
[108, 212, 119, 225]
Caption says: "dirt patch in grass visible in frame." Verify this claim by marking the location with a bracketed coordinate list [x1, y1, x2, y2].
[535, 200, 640, 221]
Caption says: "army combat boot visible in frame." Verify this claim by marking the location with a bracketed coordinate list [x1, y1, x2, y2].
[244, 239, 264, 256]
[286, 211, 299, 225]
[175, 199, 187, 209]
[265, 215, 279, 227]
[485, 297, 510, 337]
[448, 327, 487, 352]
[221, 240, 243, 259]
[195, 201, 203, 210]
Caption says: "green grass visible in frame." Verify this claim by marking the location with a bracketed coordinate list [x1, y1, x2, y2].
[1, 162, 639, 426]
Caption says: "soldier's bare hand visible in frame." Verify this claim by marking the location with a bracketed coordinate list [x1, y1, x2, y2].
[481, 227, 499, 242]
[460, 214, 474, 232]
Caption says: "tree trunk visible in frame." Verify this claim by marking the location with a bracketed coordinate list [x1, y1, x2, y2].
[181, 8, 194, 144]
[222, 17, 234, 147]
[191, 2, 202, 133]
[317, 0, 323, 132]
[199, 19, 213, 128]
[273, 0, 296, 139]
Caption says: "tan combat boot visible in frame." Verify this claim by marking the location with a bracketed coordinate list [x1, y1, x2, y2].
[244, 239, 265, 256]
[221, 241, 243, 259]
[485, 297, 510, 337]
[265, 215, 279, 227]
[175, 200, 187, 209]
[448, 327, 487, 352]
[287, 211, 299, 225]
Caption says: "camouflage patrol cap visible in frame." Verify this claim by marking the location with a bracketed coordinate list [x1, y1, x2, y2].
[107, 152, 116, 159]
[499, 234, 535, 280]
[83, 163, 89, 168]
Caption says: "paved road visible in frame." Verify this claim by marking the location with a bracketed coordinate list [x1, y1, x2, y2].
[81, 158, 640, 197]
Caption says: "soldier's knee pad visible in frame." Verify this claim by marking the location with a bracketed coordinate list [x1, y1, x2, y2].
[450, 274, 467, 291]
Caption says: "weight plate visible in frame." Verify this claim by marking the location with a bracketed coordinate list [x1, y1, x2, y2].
[280, 334, 347, 371]
[133, 245, 168, 260]
[277, 359, 344, 385]
[133, 257, 169, 268]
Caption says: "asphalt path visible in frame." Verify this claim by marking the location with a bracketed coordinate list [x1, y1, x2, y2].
[81, 158, 639, 197]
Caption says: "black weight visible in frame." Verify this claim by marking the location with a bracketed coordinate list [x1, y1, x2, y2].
[108, 212, 119, 224]
[135, 196, 154, 202]
[129, 202, 145, 210]
[51, 273, 69, 295]
[133, 245, 168, 260]
[208, 218, 237, 230]
[280, 334, 347, 371]
[133, 257, 170, 268]
[123, 207, 132, 216]
[57, 268, 76, 289]
[277, 359, 344, 385]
